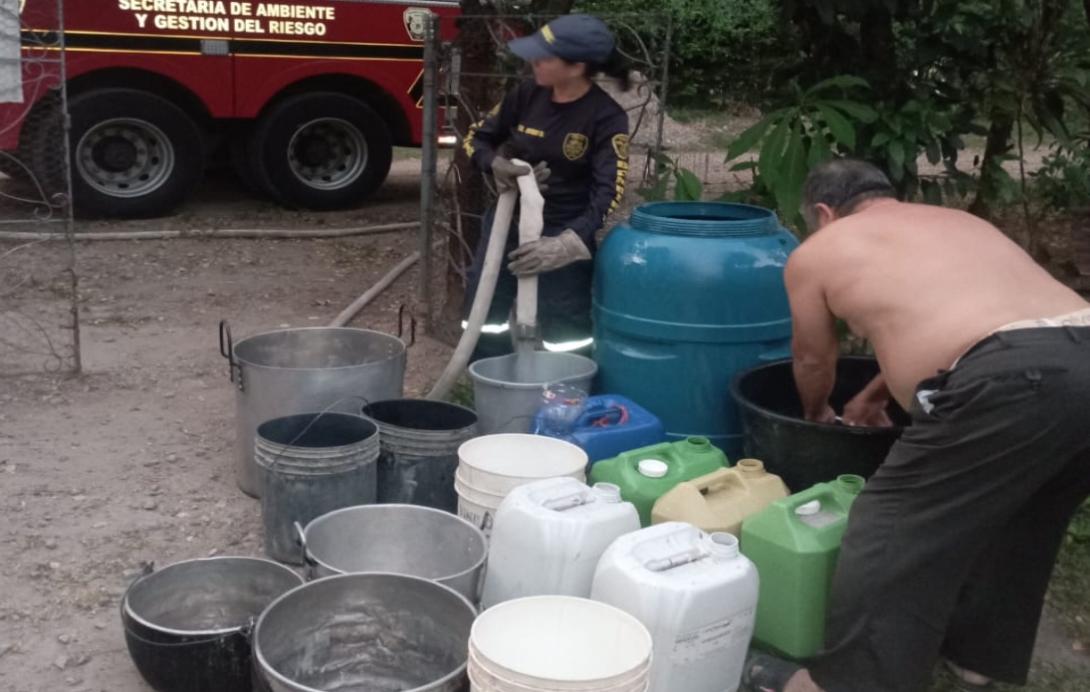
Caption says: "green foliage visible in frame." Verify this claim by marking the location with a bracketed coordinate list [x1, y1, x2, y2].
[723, 78, 878, 228]
[575, 0, 784, 106]
[637, 152, 704, 202]
[1033, 140, 1090, 212]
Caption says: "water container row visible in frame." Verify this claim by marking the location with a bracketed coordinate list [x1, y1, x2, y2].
[477, 470, 867, 691]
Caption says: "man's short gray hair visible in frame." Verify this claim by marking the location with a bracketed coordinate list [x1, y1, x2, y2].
[802, 159, 895, 226]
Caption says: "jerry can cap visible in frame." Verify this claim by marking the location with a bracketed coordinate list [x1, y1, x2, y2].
[637, 458, 669, 478]
[592, 482, 623, 503]
[795, 499, 822, 516]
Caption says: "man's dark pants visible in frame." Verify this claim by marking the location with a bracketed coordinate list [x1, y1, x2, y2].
[810, 327, 1090, 692]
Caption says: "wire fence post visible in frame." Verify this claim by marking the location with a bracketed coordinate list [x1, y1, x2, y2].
[652, 13, 673, 179]
[417, 11, 441, 335]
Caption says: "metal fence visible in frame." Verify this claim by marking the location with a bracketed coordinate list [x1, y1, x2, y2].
[415, 11, 675, 336]
[0, 0, 80, 376]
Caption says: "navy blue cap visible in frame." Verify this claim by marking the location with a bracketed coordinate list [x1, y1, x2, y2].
[508, 14, 615, 64]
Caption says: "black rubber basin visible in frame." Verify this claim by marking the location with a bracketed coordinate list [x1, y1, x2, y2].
[731, 356, 909, 493]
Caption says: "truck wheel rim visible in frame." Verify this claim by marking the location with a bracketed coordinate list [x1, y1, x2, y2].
[287, 117, 368, 191]
[75, 118, 175, 199]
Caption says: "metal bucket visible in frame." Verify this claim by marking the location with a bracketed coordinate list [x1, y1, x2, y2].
[121, 557, 303, 692]
[256, 413, 380, 564]
[298, 504, 487, 602]
[362, 399, 478, 512]
[220, 321, 406, 497]
[254, 573, 476, 692]
[468, 352, 598, 434]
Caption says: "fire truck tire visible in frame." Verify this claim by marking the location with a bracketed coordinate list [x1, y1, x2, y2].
[66, 89, 205, 218]
[254, 92, 393, 210]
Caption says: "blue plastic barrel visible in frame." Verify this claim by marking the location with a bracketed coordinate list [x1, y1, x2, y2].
[593, 202, 798, 456]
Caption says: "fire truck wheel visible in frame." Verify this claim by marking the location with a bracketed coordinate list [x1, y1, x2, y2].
[255, 93, 393, 210]
[67, 89, 204, 218]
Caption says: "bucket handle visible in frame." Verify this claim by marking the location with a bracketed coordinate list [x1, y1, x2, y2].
[263, 396, 373, 470]
[397, 305, 417, 348]
[218, 320, 243, 391]
[294, 521, 320, 579]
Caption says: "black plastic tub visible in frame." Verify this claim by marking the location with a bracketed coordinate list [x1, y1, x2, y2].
[121, 557, 303, 692]
[731, 356, 909, 493]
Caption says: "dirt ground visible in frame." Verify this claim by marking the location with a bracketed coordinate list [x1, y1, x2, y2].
[1, 158, 1089, 692]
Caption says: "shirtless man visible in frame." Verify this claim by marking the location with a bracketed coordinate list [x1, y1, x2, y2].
[744, 159, 1090, 692]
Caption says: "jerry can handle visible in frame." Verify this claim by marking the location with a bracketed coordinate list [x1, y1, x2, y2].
[576, 401, 629, 428]
[691, 467, 739, 493]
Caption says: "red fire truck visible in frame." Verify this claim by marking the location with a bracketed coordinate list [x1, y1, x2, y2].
[3, 0, 459, 217]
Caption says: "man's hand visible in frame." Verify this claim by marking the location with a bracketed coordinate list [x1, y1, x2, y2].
[807, 403, 839, 425]
[508, 229, 591, 276]
[841, 374, 894, 427]
[491, 156, 531, 193]
[843, 394, 894, 427]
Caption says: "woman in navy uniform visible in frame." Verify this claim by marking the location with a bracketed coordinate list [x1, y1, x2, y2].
[463, 14, 631, 357]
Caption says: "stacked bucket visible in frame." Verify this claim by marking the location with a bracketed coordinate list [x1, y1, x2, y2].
[455, 433, 588, 537]
[468, 596, 653, 692]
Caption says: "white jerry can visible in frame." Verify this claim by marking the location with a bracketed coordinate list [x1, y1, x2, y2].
[592, 522, 760, 692]
[480, 477, 639, 609]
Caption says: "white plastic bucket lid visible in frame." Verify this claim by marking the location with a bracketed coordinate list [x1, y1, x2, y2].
[471, 596, 652, 684]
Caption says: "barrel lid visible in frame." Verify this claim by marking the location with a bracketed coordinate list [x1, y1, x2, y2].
[795, 500, 822, 516]
[637, 459, 669, 478]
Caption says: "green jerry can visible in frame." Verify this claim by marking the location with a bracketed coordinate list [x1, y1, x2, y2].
[588, 436, 728, 526]
[740, 474, 866, 660]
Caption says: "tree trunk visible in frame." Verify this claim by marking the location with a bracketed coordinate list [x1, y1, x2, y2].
[968, 114, 1015, 220]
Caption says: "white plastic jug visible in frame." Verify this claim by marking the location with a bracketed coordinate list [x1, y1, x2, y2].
[480, 477, 640, 609]
[592, 522, 759, 692]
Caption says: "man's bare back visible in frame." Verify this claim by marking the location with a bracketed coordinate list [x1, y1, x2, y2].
[788, 199, 1089, 408]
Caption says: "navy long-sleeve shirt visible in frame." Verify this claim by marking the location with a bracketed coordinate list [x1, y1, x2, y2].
[463, 79, 630, 248]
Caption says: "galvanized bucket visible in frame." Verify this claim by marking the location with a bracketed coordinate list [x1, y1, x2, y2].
[256, 412, 380, 564]
[220, 321, 406, 497]
[253, 573, 475, 692]
[297, 504, 488, 602]
[362, 399, 478, 512]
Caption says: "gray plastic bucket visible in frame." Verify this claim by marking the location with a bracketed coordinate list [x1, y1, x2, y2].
[468, 353, 598, 434]
[362, 399, 479, 512]
[255, 412, 380, 564]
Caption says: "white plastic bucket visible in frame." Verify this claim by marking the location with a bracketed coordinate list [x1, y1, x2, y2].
[458, 434, 588, 493]
[469, 595, 653, 691]
[455, 471, 507, 536]
[468, 646, 651, 692]
[456, 435, 588, 537]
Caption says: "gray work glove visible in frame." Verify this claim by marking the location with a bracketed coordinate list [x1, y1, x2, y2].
[508, 229, 591, 277]
[492, 156, 550, 193]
